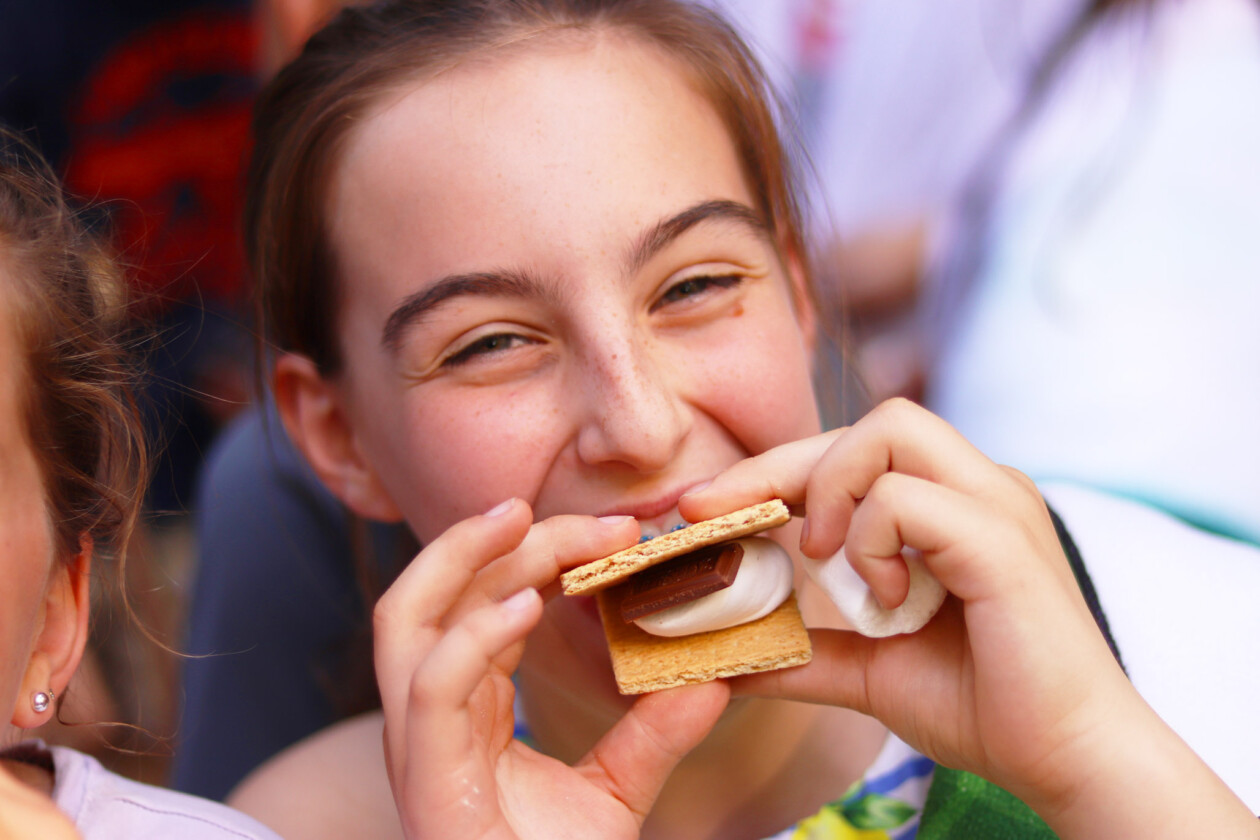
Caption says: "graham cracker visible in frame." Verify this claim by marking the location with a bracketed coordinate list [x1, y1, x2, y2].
[561, 499, 791, 596]
[597, 587, 812, 695]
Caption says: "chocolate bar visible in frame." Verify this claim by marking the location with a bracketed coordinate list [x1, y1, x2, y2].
[620, 542, 743, 622]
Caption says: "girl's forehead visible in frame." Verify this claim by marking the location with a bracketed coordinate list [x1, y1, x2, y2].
[334, 33, 737, 194]
[357, 30, 710, 138]
[326, 34, 753, 291]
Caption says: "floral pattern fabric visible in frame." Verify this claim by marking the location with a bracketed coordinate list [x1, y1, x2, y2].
[767, 736, 935, 840]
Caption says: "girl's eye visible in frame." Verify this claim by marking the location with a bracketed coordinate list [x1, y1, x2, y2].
[442, 332, 532, 367]
[652, 273, 743, 311]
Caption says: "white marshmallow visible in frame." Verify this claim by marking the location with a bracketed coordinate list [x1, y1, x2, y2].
[632, 537, 794, 638]
[801, 546, 946, 637]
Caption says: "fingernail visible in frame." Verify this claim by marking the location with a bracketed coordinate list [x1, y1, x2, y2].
[501, 588, 537, 612]
[680, 479, 712, 498]
[485, 498, 516, 517]
[799, 517, 811, 548]
[598, 515, 634, 525]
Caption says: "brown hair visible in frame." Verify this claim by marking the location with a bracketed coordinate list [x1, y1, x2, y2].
[0, 127, 148, 567]
[247, 0, 813, 374]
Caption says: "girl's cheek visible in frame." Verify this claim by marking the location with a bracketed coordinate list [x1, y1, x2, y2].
[399, 386, 569, 534]
[691, 328, 818, 448]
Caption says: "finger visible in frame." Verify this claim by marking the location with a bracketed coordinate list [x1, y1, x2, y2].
[842, 472, 954, 609]
[378, 497, 533, 638]
[374, 499, 533, 738]
[729, 628, 879, 711]
[845, 471, 1066, 607]
[473, 513, 640, 609]
[574, 681, 729, 822]
[678, 430, 845, 521]
[840, 473, 917, 608]
[729, 608, 971, 739]
[680, 401, 1010, 561]
[392, 589, 543, 836]
[800, 399, 1025, 560]
[412, 589, 542, 734]
[841, 471, 1106, 703]
[404, 589, 542, 780]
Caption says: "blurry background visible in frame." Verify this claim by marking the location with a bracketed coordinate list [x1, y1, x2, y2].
[3, 0, 1255, 803]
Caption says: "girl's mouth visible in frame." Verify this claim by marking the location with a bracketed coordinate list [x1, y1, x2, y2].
[632, 509, 691, 542]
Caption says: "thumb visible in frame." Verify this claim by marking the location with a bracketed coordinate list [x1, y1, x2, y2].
[575, 681, 729, 821]
[728, 628, 877, 714]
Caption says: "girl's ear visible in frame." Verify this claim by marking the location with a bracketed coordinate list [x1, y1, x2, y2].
[12, 544, 90, 730]
[272, 353, 404, 523]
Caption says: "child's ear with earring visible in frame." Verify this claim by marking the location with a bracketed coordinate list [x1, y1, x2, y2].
[12, 543, 91, 732]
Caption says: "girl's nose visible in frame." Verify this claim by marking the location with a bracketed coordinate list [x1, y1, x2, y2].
[574, 338, 690, 474]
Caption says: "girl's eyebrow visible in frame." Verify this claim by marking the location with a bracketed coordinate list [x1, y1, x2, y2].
[381, 270, 550, 353]
[380, 199, 769, 353]
[626, 199, 769, 274]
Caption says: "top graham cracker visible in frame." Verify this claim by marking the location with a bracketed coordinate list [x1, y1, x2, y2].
[560, 499, 791, 596]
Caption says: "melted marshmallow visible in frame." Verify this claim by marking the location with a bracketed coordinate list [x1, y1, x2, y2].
[800, 546, 946, 637]
[632, 537, 794, 637]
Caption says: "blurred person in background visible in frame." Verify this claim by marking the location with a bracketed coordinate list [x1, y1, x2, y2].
[0, 0, 259, 516]
[0, 0, 262, 783]
[711, 0, 1088, 406]
[921, 0, 1260, 808]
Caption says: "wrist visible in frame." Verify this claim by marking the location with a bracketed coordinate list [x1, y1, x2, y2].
[1018, 698, 1254, 839]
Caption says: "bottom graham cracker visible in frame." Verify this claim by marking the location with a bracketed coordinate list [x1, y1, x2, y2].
[596, 587, 813, 695]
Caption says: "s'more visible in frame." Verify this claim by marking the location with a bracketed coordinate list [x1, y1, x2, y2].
[561, 499, 812, 695]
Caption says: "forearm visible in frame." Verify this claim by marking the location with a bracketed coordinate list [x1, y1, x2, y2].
[1024, 697, 1256, 839]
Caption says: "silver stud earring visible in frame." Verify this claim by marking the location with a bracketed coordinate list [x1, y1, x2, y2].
[31, 690, 54, 713]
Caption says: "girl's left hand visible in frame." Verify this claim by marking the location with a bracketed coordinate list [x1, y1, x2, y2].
[678, 399, 1252, 837]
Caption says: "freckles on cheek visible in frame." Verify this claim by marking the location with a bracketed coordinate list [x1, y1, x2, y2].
[696, 327, 819, 450]
[405, 391, 564, 533]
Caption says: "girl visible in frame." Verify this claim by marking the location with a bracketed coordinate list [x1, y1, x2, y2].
[235, 1, 1255, 837]
[0, 128, 280, 839]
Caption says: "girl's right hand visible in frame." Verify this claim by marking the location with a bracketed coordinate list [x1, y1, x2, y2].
[372, 498, 728, 840]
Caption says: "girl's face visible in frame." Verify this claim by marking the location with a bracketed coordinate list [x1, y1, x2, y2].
[315, 35, 820, 708]
[0, 278, 58, 739]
